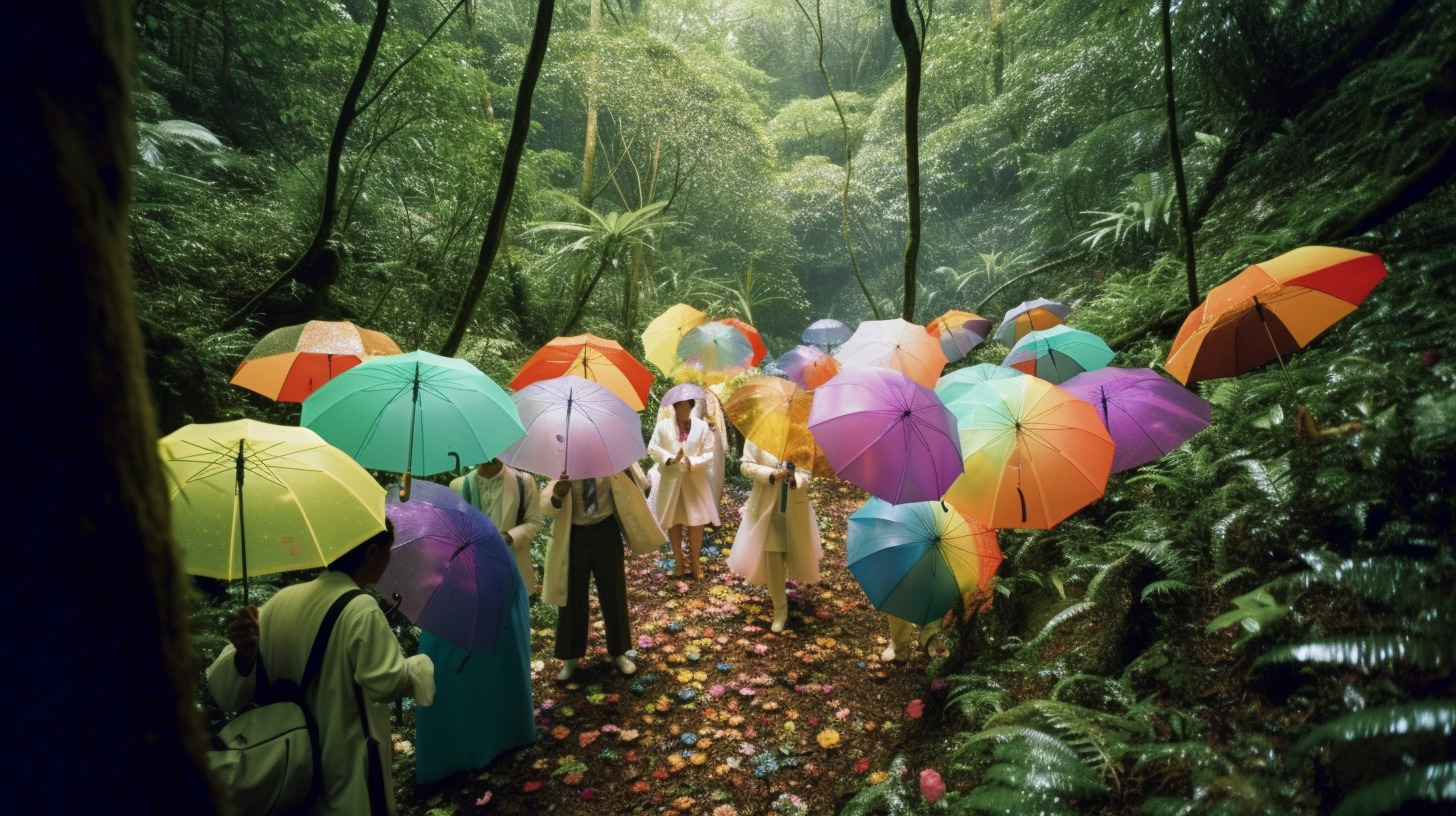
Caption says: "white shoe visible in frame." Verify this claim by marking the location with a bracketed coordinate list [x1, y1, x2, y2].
[613, 655, 637, 676]
[880, 646, 898, 662]
[770, 615, 786, 633]
[557, 659, 577, 681]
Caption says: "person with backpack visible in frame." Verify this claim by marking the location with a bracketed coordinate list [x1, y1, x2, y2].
[450, 457, 544, 596]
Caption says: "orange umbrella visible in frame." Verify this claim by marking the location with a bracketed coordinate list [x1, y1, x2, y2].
[642, 303, 709, 376]
[719, 317, 768, 365]
[926, 310, 991, 362]
[721, 376, 835, 478]
[510, 333, 654, 411]
[230, 320, 401, 402]
[942, 375, 1114, 529]
[994, 299, 1069, 345]
[777, 344, 841, 390]
[1164, 246, 1387, 385]
[833, 318, 948, 388]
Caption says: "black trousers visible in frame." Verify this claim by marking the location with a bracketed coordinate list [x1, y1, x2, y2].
[554, 515, 631, 660]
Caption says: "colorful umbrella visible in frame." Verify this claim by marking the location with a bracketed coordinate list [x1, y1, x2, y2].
[803, 318, 853, 352]
[301, 351, 524, 481]
[1061, 367, 1211, 473]
[942, 375, 1114, 529]
[935, 363, 1024, 405]
[719, 317, 769, 366]
[1002, 325, 1115, 385]
[847, 498, 1001, 626]
[1163, 246, 1387, 385]
[777, 344, 842, 391]
[159, 419, 387, 602]
[381, 480, 521, 653]
[994, 298, 1070, 345]
[510, 333, 654, 412]
[230, 320, 402, 403]
[833, 318, 949, 389]
[642, 303, 709, 376]
[760, 355, 788, 377]
[926, 310, 992, 362]
[661, 382, 707, 407]
[676, 321, 756, 383]
[496, 375, 647, 479]
[722, 376, 835, 478]
[808, 367, 963, 504]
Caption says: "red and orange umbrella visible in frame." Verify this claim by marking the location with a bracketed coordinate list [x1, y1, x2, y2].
[230, 320, 401, 402]
[510, 333, 654, 411]
[1163, 246, 1387, 385]
[719, 317, 768, 366]
[926, 310, 991, 362]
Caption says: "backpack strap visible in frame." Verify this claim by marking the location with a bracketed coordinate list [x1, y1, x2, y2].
[514, 471, 529, 528]
[298, 588, 364, 805]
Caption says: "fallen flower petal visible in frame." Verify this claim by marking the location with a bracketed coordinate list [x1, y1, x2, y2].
[920, 768, 945, 804]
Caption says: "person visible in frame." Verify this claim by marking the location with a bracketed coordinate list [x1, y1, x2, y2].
[649, 397, 720, 578]
[882, 615, 919, 662]
[450, 457, 544, 596]
[542, 469, 666, 681]
[726, 441, 823, 632]
[208, 522, 435, 815]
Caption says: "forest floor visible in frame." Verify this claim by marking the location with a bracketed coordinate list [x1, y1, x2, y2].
[399, 478, 947, 816]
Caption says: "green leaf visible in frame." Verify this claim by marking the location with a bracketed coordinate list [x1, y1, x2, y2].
[1332, 761, 1456, 816]
[1256, 635, 1453, 673]
[1293, 701, 1456, 754]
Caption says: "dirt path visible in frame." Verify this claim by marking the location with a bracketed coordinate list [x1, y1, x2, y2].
[408, 479, 934, 816]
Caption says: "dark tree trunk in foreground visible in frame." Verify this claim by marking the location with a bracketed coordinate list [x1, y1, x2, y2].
[1161, 0, 1198, 309]
[889, 0, 923, 322]
[4, 2, 219, 811]
[439, 0, 556, 357]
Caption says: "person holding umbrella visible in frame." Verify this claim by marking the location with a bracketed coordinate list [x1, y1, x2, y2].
[726, 440, 823, 632]
[450, 458, 544, 597]
[649, 388, 721, 579]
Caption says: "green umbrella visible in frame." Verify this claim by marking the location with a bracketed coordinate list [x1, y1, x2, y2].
[159, 419, 387, 602]
[1002, 325, 1114, 385]
[301, 351, 524, 485]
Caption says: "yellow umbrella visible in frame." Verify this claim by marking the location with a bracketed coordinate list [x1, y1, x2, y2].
[642, 303, 708, 376]
[721, 376, 835, 478]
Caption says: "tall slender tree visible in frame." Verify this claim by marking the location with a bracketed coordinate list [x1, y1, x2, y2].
[1161, 0, 1198, 309]
[889, 0, 927, 322]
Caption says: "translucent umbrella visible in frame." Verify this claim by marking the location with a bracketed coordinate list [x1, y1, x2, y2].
[1061, 367, 1211, 473]
[777, 344, 842, 390]
[722, 375, 835, 478]
[230, 320, 401, 403]
[934, 363, 1024, 405]
[510, 333, 653, 412]
[833, 318, 949, 388]
[1002, 325, 1115, 385]
[926, 310, 992, 362]
[642, 303, 709, 376]
[994, 298, 1070, 345]
[675, 321, 755, 383]
[496, 376, 647, 479]
[803, 318, 852, 352]
[719, 317, 769, 366]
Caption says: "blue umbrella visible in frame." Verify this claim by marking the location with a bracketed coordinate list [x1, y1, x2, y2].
[803, 318, 852, 352]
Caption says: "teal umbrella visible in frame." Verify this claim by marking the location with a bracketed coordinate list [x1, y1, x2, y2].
[935, 363, 1024, 405]
[1002, 325, 1114, 385]
[302, 351, 524, 483]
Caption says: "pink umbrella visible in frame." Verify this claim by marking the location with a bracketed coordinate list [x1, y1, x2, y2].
[833, 318, 948, 388]
[1060, 367, 1211, 472]
[777, 344, 842, 390]
[496, 376, 646, 479]
[807, 368, 963, 504]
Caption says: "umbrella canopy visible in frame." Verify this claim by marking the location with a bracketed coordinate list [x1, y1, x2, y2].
[803, 318, 853, 352]
[642, 303, 709, 376]
[1002, 325, 1115, 385]
[777, 344, 842, 391]
[722, 376, 835, 478]
[510, 334, 653, 412]
[719, 317, 769, 366]
[942, 375, 1114, 529]
[496, 375, 647, 479]
[381, 481, 521, 653]
[994, 298, 1070, 345]
[847, 498, 1002, 626]
[808, 367, 963, 504]
[926, 310, 992, 362]
[760, 355, 788, 377]
[661, 382, 707, 407]
[833, 318, 949, 389]
[230, 320, 402, 403]
[1061, 367, 1211, 473]
[1163, 246, 1387, 385]
[676, 321, 755, 383]
[160, 419, 387, 602]
[935, 363, 1024, 405]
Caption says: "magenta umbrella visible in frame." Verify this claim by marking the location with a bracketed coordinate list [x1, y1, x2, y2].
[496, 375, 647, 479]
[777, 344, 842, 390]
[807, 367, 963, 504]
[1060, 367, 1211, 473]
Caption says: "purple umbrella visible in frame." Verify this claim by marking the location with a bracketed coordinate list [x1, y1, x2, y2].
[807, 368, 963, 504]
[496, 375, 647, 479]
[803, 318, 853, 352]
[661, 382, 706, 407]
[1060, 367, 1211, 473]
[380, 480, 521, 653]
[777, 344, 842, 390]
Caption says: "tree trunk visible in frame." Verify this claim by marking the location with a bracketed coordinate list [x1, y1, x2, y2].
[579, 0, 601, 206]
[562, 252, 615, 336]
[1161, 0, 1198, 309]
[889, 0, 923, 322]
[990, 0, 1004, 98]
[4, 1, 219, 810]
[439, 0, 556, 357]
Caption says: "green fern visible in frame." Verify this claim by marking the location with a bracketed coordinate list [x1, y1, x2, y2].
[1204, 587, 1290, 648]
[839, 754, 918, 816]
[1255, 635, 1453, 673]
[961, 728, 1108, 815]
[1330, 761, 1456, 816]
[1025, 601, 1094, 648]
[1292, 701, 1456, 755]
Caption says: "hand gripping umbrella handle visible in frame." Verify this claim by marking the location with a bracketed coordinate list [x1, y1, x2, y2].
[779, 461, 795, 513]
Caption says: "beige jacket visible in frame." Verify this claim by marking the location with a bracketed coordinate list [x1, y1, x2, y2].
[539, 471, 667, 607]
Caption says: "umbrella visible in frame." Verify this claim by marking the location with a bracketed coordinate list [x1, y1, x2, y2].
[719, 317, 769, 366]
[847, 498, 1002, 625]
[926, 310, 992, 362]
[721, 376, 835, 478]
[803, 318, 852, 352]
[661, 382, 706, 407]
[808, 367, 963, 504]
[510, 333, 654, 412]
[676, 321, 755, 383]
[1002, 325, 1115, 385]
[1061, 367, 1211, 473]
[1163, 246, 1387, 385]
[642, 303, 709, 376]
[935, 363, 1024, 405]
[760, 355, 788, 377]
[777, 344, 842, 390]
[496, 375, 647, 479]
[159, 419, 386, 603]
[230, 320, 402, 403]
[380, 480, 521, 653]
[994, 298, 1070, 345]
[301, 351, 524, 485]
[942, 375, 1114, 529]
[833, 318, 949, 389]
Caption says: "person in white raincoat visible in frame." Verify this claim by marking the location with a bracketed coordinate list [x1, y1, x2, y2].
[726, 440, 823, 632]
[449, 458, 544, 595]
[649, 397, 720, 578]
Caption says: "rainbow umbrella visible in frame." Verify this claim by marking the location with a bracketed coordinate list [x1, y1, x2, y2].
[926, 310, 992, 362]
[994, 299, 1070, 345]
[935, 363, 1024, 405]
[833, 318, 949, 389]
[642, 303, 709, 377]
[719, 317, 769, 366]
[847, 498, 1002, 625]
[676, 321, 755, 383]
[1002, 325, 1115, 385]
[230, 320, 402, 403]
[777, 344, 842, 390]
[1061, 367, 1211, 473]
[803, 318, 852, 352]
[510, 334, 653, 412]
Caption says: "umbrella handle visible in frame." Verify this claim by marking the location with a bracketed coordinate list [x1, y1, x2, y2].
[400, 471, 412, 502]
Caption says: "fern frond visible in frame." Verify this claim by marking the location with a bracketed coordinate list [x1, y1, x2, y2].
[1142, 579, 1191, 600]
[1275, 553, 1445, 615]
[1205, 587, 1288, 645]
[1292, 701, 1456, 754]
[1331, 761, 1456, 816]
[1256, 635, 1453, 673]
[1212, 566, 1257, 590]
[1025, 601, 1094, 648]
[1132, 740, 1233, 777]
